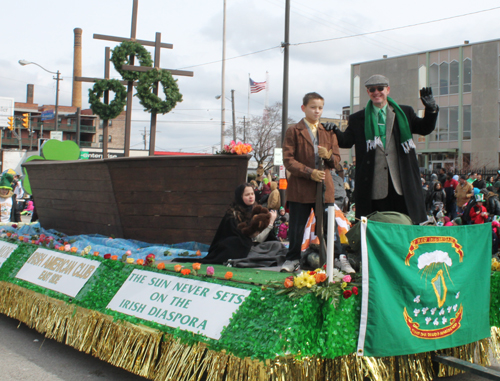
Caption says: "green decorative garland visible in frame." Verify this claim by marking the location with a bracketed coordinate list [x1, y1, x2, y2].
[111, 40, 153, 81]
[88, 79, 127, 120]
[136, 69, 183, 114]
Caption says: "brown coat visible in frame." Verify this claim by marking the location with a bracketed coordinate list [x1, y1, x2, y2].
[455, 181, 474, 209]
[267, 182, 281, 210]
[283, 119, 341, 204]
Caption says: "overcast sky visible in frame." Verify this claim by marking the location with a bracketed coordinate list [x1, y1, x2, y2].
[1, 0, 499, 153]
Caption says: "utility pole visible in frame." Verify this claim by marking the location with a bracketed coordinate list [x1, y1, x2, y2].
[243, 116, 246, 143]
[141, 127, 149, 150]
[281, 0, 290, 144]
[231, 89, 236, 142]
[220, 0, 227, 148]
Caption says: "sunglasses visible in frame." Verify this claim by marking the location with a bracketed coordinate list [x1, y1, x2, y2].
[368, 86, 386, 93]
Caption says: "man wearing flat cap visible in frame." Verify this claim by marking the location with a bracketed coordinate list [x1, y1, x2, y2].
[326, 74, 438, 224]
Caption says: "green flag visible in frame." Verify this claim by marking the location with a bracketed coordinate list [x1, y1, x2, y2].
[357, 220, 491, 357]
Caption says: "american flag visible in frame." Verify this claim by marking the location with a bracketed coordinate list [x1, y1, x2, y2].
[249, 78, 266, 93]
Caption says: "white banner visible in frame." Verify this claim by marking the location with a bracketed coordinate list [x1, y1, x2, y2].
[15, 249, 101, 297]
[107, 269, 252, 340]
[0, 241, 18, 267]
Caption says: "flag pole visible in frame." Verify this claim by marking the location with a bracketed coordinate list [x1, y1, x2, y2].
[248, 74, 251, 122]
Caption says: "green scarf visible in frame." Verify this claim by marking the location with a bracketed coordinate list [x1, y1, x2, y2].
[364, 97, 415, 153]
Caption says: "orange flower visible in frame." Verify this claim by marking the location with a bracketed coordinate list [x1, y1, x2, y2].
[157, 263, 165, 270]
[111, 255, 118, 261]
[315, 273, 327, 284]
[93, 251, 99, 256]
[136, 259, 144, 265]
[284, 278, 294, 288]
[196, 250, 202, 256]
[224, 271, 233, 280]
[18, 236, 24, 241]
[31, 240, 36, 244]
[192, 263, 201, 271]
[70, 247, 78, 253]
[58, 246, 65, 251]
[6, 232, 11, 237]
[174, 264, 183, 272]
[181, 269, 191, 275]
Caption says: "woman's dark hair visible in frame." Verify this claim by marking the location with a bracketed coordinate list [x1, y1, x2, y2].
[228, 183, 254, 222]
[434, 182, 442, 190]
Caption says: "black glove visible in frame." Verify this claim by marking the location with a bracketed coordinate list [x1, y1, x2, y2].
[322, 122, 338, 132]
[420, 87, 438, 112]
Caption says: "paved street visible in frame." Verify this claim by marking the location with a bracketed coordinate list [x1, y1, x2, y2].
[2, 311, 500, 380]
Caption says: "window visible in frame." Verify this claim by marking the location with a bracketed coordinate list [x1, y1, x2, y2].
[353, 75, 360, 106]
[439, 62, 449, 95]
[463, 153, 471, 169]
[99, 120, 103, 129]
[108, 135, 112, 143]
[437, 107, 448, 141]
[463, 105, 471, 140]
[449, 60, 459, 94]
[449, 106, 458, 141]
[463, 58, 472, 93]
[430, 63, 439, 96]
[109, 120, 112, 126]
[67, 118, 71, 126]
[99, 134, 103, 143]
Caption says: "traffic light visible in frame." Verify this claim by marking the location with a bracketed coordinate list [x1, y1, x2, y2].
[7, 117, 14, 131]
[22, 113, 29, 129]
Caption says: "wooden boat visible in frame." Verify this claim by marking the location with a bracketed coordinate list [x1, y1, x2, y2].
[23, 154, 249, 244]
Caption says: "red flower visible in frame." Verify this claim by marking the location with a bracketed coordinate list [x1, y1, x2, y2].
[352, 286, 358, 295]
[284, 278, 294, 288]
[323, 264, 326, 269]
[103, 254, 111, 259]
[286, 275, 294, 281]
[343, 290, 353, 299]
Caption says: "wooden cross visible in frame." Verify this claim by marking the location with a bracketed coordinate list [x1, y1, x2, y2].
[75, 0, 193, 157]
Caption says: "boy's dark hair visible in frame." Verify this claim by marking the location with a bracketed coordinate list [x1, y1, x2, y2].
[302, 92, 324, 106]
[280, 216, 287, 223]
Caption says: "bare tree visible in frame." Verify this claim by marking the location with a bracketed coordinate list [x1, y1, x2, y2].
[226, 102, 295, 171]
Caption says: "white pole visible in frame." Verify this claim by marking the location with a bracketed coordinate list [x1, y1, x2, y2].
[220, 0, 227, 149]
[326, 205, 335, 282]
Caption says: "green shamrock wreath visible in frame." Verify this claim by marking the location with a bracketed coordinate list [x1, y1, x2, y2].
[136, 69, 183, 114]
[111, 40, 153, 81]
[88, 79, 127, 120]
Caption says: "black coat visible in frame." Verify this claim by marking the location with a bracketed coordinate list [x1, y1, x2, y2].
[196, 212, 278, 264]
[335, 105, 437, 224]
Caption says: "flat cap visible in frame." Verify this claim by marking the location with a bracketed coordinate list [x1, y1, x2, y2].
[364, 74, 389, 87]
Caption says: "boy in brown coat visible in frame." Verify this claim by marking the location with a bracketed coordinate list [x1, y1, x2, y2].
[281, 92, 341, 272]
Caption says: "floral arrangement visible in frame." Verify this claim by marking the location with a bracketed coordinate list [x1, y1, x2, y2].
[492, 258, 500, 271]
[217, 141, 253, 155]
[274, 267, 359, 308]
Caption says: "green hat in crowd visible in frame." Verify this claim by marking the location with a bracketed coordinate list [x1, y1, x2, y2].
[0, 173, 13, 190]
[475, 193, 485, 203]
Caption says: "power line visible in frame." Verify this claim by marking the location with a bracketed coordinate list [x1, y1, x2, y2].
[172, 6, 500, 70]
[291, 6, 500, 47]
[176, 46, 281, 69]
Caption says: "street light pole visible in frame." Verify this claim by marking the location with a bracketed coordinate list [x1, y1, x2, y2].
[18, 60, 61, 131]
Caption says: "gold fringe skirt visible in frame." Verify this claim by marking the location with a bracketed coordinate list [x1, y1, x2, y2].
[0, 281, 495, 381]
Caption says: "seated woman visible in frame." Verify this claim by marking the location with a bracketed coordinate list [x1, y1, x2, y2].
[196, 183, 287, 266]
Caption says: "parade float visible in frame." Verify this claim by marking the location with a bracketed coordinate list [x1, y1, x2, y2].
[0, 219, 498, 381]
